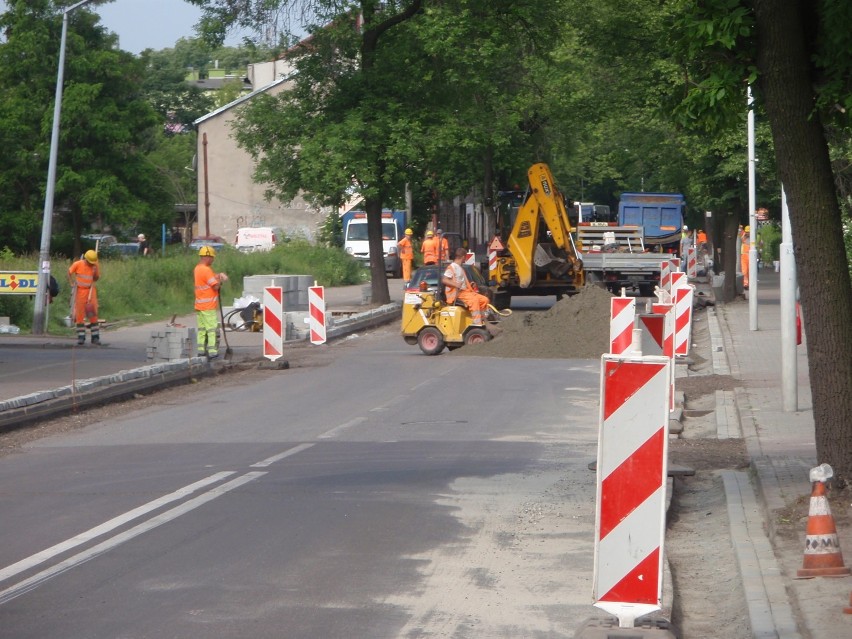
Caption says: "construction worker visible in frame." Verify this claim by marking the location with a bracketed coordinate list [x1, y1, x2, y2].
[398, 228, 415, 289]
[436, 229, 450, 264]
[741, 225, 751, 289]
[421, 230, 439, 265]
[680, 224, 692, 264]
[194, 246, 228, 359]
[442, 247, 490, 326]
[68, 250, 101, 345]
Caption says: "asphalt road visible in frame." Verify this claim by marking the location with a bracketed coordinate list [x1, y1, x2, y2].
[0, 323, 604, 638]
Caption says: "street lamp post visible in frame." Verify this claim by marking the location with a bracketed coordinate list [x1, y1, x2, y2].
[32, 0, 97, 335]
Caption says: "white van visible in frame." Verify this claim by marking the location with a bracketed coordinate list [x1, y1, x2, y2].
[235, 227, 283, 253]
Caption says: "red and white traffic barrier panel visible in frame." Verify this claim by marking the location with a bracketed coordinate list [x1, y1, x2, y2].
[263, 286, 284, 361]
[308, 285, 327, 345]
[674, 285, 694, 357]
[659, 260, 672, 292]
[652, 302, 676, 410]
[463, 251, 476, 266]
[488, 250, 497, 279]
[686, 246, 697, 279]
[594, 354, 671, 627]
[637, 313, 665, 356]
[670, 270, 687, 292]
[609, 296, 636, 355]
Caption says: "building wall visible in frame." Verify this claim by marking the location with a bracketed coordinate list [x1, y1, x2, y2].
[195, 78, 326, 244]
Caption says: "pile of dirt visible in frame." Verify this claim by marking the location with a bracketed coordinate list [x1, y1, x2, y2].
[465, 285, 614, 358]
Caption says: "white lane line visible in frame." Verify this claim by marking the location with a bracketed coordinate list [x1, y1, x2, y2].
[250, 443, 315, 467]
[317, 418, 366, 440]
[370, 395, 407, 412]
[0, 471, 235, 585]
[0, 471, 266, 605]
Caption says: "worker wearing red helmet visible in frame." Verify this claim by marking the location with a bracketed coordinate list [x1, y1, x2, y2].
[194, 245, 228, 359]
[68, 249, 101, 345]
[442, 247, 490, 326]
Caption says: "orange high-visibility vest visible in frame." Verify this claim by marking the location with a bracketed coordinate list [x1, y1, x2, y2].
[194, 263, 219, 310]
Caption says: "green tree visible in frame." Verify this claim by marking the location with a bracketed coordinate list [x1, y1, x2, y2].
[139, 47, 216, 130]
[0, 1, 174, 256]
[670, 0, 852, 483]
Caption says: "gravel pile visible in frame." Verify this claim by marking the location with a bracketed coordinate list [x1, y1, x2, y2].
[463, 285, 615, 359]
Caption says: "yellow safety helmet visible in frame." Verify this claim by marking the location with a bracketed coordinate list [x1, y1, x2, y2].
[198, 245, 216, 257]
[425, 230, 434, 237]
[405, 228, 413, 236]
[84, 250, 98, 264]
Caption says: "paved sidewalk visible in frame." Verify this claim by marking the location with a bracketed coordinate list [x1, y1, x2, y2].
[712, 269, 852, 638]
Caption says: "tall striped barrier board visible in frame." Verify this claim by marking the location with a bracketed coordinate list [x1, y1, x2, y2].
[263, 286, 284, 361]
[594, 355, 671, 628]
[308, 285, 327, 345]
[609, 297, 636, 355]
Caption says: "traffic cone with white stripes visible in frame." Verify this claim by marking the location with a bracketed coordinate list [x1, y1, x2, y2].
[797, 464, 850, 578]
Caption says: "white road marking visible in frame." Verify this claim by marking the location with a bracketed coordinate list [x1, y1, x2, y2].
[317, 418, 366, 440]
[0, 471, 235, 585]
[250, 442, 315, 467]
[0, 471, 266, 605]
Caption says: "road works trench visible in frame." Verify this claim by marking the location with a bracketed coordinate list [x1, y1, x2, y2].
[1, 285, 758, 636]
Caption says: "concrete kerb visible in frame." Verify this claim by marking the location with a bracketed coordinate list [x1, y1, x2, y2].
[0, 303, 402, 432]
[707, 298, 803, 639]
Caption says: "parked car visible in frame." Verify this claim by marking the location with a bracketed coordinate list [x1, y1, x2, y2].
[81, 234, 117, 250]
[101, 242, 140, 258]
[189, 235, 226, 252]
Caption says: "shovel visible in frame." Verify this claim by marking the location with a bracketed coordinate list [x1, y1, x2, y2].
[217, 290, 233, 361]
[85, 285, 97, 320]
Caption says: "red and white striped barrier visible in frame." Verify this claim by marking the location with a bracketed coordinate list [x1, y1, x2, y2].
[308, 285, 327, 345]
[659, 261, 672, 292]
[652, 302, 676, 410]
[637, 313, 665, 356]
[609, 297, 636, 355]
[488, 250, 497, 279]
[594, 354, 671, 627]
[674, 285, 694, 357]
[464, 251, 476, 266]
[263, 286, 284, 361]
[670, 270, 687, 292]
[686, 246, 697, 279]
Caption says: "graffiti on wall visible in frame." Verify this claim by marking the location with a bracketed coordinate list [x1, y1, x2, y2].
[235, 213, 267, 228]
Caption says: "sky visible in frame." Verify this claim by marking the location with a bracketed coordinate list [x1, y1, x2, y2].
[0, 0, 245, 55]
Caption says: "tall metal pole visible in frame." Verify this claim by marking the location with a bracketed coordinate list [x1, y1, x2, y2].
[32, 0, 97, 335]
[747, 86, 758, 330]
[780, 187, 798, 411]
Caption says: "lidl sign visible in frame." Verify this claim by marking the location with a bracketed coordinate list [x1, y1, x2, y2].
[0, 271, 39, 295]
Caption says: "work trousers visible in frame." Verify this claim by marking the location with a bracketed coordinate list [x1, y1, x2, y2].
[196, 309, 219, 356]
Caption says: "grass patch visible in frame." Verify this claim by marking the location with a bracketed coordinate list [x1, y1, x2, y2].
[0, 241, 367, 333]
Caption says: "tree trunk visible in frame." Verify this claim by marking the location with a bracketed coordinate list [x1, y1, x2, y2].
[720, 212, 740, 302]
[365, 196, 391, 305]
[754, 0, 852, 484]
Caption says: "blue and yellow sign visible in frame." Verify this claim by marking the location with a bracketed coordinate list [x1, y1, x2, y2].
[0, 271, 40, 295]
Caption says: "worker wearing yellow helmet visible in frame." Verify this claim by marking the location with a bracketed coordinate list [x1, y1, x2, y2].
[398, 228, 415, 289]
[741, 225, 751, 288]
[421, 229, 439, 266]
[68, 249, 101, 345]
[194, 245, 228, 359]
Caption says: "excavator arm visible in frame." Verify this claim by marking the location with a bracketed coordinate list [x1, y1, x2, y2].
[506, 163, 583, 288]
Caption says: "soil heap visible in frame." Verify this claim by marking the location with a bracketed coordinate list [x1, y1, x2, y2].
[464, 285, 615, 359]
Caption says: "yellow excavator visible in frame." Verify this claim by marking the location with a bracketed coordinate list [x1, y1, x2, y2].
[490, 163, 584, 306]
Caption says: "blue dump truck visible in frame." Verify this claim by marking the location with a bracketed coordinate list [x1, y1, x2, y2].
[576, 192, 685, 295]
[342, 209, 406, 277]
[617, 192, 685, 250]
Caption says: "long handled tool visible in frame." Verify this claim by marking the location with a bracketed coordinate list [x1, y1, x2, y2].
[217, 292, 233, 361]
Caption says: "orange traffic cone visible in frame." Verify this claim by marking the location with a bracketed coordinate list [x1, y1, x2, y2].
[797, 479, 850, 578]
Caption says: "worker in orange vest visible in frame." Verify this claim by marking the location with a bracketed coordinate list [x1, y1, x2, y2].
[442, 248, 490, 326]
[421, 230, 439, 265]
[194, 246, 229, 359]
[740, 225, 751, 289]
[398, 228, 415, 289]
[68, 250, 101, 345]
[436, 229, 450, 264]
